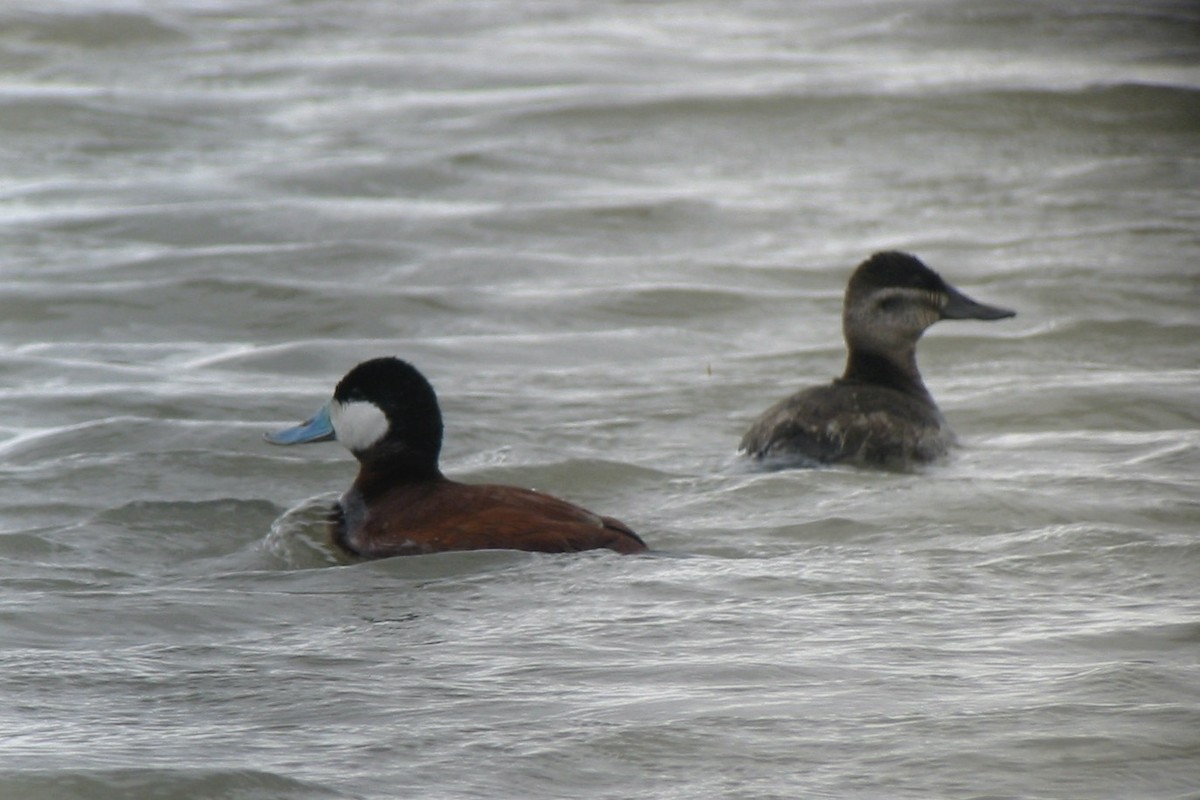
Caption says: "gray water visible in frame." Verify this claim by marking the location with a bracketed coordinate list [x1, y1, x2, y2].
[2, 1, 1198, 798]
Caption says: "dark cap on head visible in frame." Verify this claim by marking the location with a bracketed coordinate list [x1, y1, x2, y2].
[849, 252, 947, 293]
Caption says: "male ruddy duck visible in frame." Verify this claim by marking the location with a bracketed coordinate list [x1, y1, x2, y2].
[740, 251, 1015, 469]
[266, 357, 646, 557]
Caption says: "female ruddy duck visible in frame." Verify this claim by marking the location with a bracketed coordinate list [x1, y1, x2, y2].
[266, 357, 646, 557]
[740, 251, 1015, 469]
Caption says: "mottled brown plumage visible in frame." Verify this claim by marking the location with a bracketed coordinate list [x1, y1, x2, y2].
[740, 379, 952, 469]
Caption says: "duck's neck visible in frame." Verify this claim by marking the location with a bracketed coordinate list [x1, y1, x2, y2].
[840, 347, 933, 402]
[332, 458, 445, 557]
[353, 457, 444, 500]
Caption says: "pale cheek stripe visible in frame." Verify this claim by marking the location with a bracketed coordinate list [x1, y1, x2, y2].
[331, 401, 389, 453]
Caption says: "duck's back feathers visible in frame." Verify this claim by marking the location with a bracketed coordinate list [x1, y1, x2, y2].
[739, 380, 954, 469]
[334, 477, 647, 558]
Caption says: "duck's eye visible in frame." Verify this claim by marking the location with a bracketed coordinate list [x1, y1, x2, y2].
[878, 296, 904, 313]
[344, 388, 368, 403]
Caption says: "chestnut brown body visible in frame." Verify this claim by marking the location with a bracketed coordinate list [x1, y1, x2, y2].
[334, 474, 645, 557]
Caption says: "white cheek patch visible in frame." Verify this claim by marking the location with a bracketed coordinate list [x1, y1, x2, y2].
[330, 400, 389, 453]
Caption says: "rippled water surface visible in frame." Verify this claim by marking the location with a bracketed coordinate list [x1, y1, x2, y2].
[2, 1, 1198, 798]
